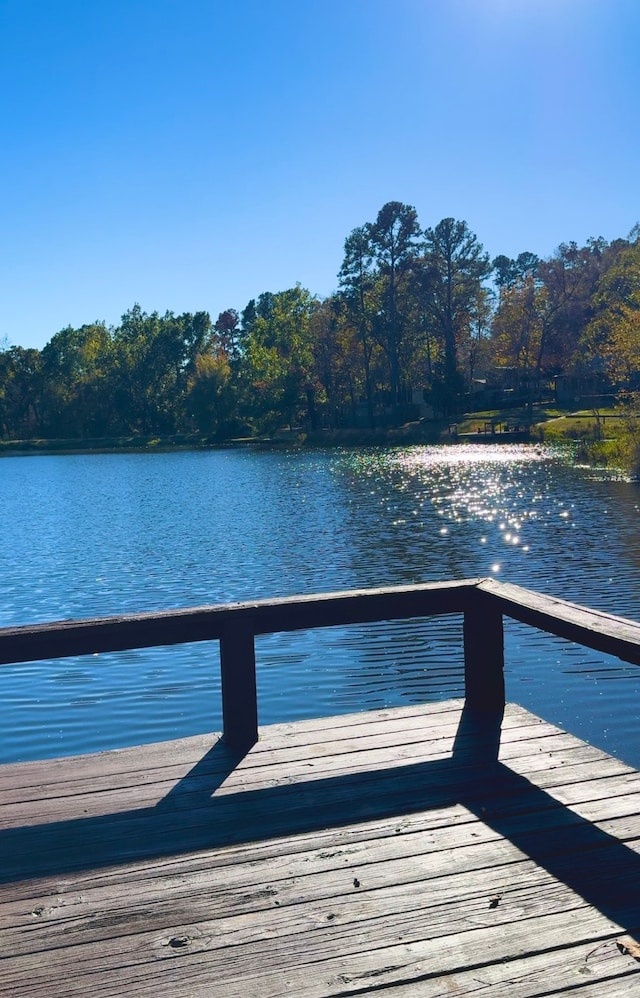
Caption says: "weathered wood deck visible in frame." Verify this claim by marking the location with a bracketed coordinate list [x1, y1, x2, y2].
[3, 579, 640, 994]
[2, 698, 640, 996]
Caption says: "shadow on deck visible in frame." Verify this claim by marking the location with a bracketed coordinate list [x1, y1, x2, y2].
[4, 705, 640, 946]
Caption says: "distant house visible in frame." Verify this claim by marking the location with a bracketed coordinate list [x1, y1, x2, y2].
[475, 367, 539, 407]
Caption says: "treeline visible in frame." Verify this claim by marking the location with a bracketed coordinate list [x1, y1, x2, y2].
[1, 202, 639, 441]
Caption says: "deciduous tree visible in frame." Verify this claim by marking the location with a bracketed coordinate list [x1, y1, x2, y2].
[583, 238, 640, 385]
[421, 218, 491, 410]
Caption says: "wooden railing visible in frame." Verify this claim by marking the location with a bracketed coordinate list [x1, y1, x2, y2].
[2, 578, 640, 751]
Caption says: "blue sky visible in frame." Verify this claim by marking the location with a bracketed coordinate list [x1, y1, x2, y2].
[1, 0, 639, 350]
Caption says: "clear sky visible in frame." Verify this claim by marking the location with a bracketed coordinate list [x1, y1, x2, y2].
[1, 0, 639, 350]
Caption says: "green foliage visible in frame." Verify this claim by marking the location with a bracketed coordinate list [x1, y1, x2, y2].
[2, 209, 640, 458]
[491, 275, 547, 389]
[583, 240, 640, 384]
[110, 306, 213, 435]
[368, 202, 422, 411]
[421, 218, 492, 411]
[240, 286, 319, 432]
[187, 350, 234, 438]
[41, 322, 113, 437]
[492, 252, 540, 288]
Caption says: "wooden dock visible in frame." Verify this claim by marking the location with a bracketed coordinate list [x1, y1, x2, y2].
[2, 579, 640, 994]
[3, 699, 640, 996]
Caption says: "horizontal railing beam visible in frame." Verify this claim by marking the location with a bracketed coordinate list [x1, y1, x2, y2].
[0, 579, 481, 666]
[3, 578, 640, 670]
[3, 577, 640, 752]
[476, 579, 640, 666]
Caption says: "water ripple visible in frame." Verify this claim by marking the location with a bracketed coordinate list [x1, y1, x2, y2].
[1, 445, 639, 766]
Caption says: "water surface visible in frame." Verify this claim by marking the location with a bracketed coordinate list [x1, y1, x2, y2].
[2, 445, 639, 765]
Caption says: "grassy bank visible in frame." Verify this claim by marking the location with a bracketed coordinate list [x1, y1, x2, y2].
[532, 406, 640, 477]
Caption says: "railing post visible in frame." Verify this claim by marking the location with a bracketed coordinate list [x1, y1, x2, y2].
[220, 619, 258, 752]
[463, 597, 505, 711]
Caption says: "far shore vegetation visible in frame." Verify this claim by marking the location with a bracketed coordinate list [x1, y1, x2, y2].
[3, 401, 640, 478]
[2, 203, 640, 474]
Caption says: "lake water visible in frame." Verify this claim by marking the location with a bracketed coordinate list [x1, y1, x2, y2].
[2, 444, 640, 766]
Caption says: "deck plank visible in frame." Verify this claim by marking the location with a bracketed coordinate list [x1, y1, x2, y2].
[1, 700, 640, 996]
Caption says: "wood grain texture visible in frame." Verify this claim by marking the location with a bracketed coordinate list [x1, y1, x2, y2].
[2, 700, 640, 996]
[3, 578, 639, 671]
[0, 580, 480, 666]
[3, 577, 640, 791]
[478, 578, 640, 664]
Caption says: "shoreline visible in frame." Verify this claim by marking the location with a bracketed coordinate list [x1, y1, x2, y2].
[0, 423, 536, 457]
